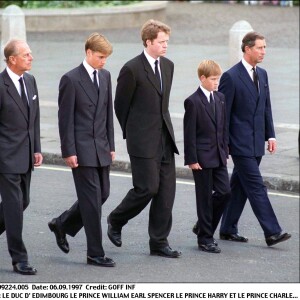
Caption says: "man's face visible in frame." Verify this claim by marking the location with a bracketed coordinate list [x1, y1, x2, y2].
[146, 31, 169, 59]
[246, 38, 266, 65]
[86, 49, 108, 70]
[10, 42, 33, 75]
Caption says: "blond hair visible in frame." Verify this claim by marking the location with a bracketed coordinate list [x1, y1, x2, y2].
[197, 60, 222, 79]
[85, 32, 113, 55]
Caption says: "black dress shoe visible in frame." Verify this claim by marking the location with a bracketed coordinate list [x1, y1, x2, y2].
[266, 232, 291, 247]
[220, 233, 248, 242]
[198, 243, 221, 254]
[192, 223, 199, 235]
[107, 216, 122, 247]
[150, 246, 182, 258]
[87, 256, 116, 267]
[193, 223, 218, 246]
[13, 262, 37, 275]
[48, 218, 70, 253]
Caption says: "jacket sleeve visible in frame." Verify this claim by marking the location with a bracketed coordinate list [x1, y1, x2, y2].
[183, 97, 198, 165]
[114, 65, 136, 139]
[106, 71, 115, 151]
[33, 76, 41, 154]
[58, 74, 76, 158]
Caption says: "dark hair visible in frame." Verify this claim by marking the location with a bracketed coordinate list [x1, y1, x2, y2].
[241, 31, 265, 52]
[141, 19, 171, 47]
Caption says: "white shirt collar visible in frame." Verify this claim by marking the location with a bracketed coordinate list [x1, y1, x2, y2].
[6, 67, 24, 95]
[144, 49, 160, 72]
[83, 59, 97, 79]
[6, 66, 21, 81]
[200, 85, 212, 102]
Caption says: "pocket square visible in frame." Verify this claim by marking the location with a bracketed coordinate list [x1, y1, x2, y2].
[32, 95, 37, 100]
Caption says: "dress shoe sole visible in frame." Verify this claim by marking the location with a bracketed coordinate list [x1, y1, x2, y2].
[48, 222, 70, 254]
[198, 246, 221, 254]
[87, 260, 115, 267]
[220, 235, 248, 243]
[13, 267, 37, 275]
[150, 251, 181, 258]
[107, 231, 122, 247]
[266, 234, 291, 247]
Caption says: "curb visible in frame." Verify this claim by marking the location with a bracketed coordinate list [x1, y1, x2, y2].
[42, 152, 299, 194]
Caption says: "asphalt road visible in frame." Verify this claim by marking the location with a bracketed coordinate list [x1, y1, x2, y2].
[0, 165, 298, 283]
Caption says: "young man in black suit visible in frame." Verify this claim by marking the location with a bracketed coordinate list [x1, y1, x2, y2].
[0, 39, 43, 274]
[184, 60, 230, 253]
[107, 19, 181, 258]
[48, 33, 116, 267]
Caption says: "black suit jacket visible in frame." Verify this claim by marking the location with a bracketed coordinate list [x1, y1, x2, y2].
[114, 52, 178, 158]
[184, 88, 228, 168]
[58, 64, 114, 167]
[0, 69, 41, 173]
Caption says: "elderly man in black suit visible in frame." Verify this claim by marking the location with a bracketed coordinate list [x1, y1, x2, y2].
[48, 33, 116, 267]
[0, 39, 43, 275]
[107, 19, 181, 258]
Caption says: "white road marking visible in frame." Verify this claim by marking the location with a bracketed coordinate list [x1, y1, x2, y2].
[37, 165, 299, 199]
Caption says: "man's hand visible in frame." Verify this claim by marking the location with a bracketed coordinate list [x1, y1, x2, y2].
[64, 155, 79, 168]
[34, 153, 43, 166]
[267, 140, 276, 154]
[188, 163, 202, 170]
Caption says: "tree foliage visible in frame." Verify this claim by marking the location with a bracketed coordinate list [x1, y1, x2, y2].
[0, 1, 141, 9]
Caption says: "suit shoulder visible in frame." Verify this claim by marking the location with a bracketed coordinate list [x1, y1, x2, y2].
[124, 55, 141, 67]
[214, 91, 225, 99]
[99, 68, 110, 77]
[62, 65, 81, 78]
[23, 72, 35, 80]
[160, 56, 174, 66]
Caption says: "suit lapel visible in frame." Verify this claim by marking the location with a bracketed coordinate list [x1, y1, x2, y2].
[3, 70, 28, 121]
[96, 69, 107, 112]
[23, 74, 34, 122]
[213, 92, 223, 128]
[141, 53, 162, 95]
[238, 62, 258, 100]
[78, 64, 98, 106]
[198, 88, 216, 124]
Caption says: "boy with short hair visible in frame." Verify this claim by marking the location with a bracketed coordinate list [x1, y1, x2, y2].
[183, 60, 230, 253]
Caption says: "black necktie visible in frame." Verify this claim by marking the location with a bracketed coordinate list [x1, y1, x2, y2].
[252, 67, 259, 91]
[93, 70, 99, 93]
[19, 77, 29, 115]
[154, 60, 161, 90]
[209, 92, 215, 117]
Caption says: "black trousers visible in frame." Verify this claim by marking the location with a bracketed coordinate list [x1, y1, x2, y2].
[57, 166, 110, 257]
[109, 151, 176, 250]
[0, 170, 31, 264]
[193, 165, 230, 245]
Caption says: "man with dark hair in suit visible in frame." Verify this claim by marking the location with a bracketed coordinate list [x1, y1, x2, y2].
[48, 33, 116, 267]
[219, 31, 291, 247]
[107, 19, 181, 258]
[0, 39, 43, 275]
